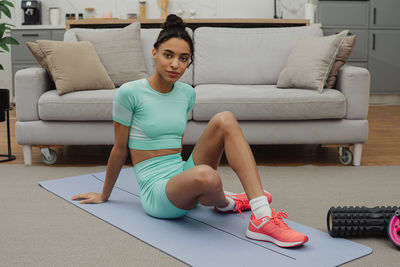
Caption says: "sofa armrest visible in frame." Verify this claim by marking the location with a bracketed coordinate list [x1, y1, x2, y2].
[15, 67, 52, 121]
[336, 64, 370, 120]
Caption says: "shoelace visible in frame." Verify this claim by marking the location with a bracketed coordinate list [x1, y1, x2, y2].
[267, 211, 290, 229]
[232, 197, 250, 218]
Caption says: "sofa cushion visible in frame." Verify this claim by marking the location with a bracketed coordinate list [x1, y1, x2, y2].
[38, 89, 115, 121]
[277, 30, 348, 92]
[38, 88, 194, 121]
[36, 40, 115, 95]
[26, 42, 54, 81]
[325, 35, 357, 89]
[64, 27, 194, 85]
[193, 24, 323, 86]
[193, 85, 346, 121]
[75, 22, 147, 87]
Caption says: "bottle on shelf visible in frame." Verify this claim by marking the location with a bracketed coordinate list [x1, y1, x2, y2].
[139, 1, 147, 20]
[85, 8, 95, 19]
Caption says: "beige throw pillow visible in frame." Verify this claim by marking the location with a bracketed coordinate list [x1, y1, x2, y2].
[26, 41, 54, 81]
[36, 40, 115, 95]
[277, 30, 349, 92]
[75, 22, 147, 87]
[325, 35, 357, 88]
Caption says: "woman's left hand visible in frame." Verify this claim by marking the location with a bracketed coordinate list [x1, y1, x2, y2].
[71, 192, 105, 204]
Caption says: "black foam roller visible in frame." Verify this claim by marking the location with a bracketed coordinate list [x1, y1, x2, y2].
[327, 206, 399, 237]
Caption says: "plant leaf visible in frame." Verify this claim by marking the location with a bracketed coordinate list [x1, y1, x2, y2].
[0, 64, 4, 70]
[0, 5, 11, 19]
[0, 43, 9, 52]
[0, 23, 5, 38]
[1, 36, 19, 45]
[1, 1, 15, 8]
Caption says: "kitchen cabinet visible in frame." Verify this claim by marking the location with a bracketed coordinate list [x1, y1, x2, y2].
[370, 0, 400, 29]
[10, 29, 65, 98]
[369, 30, 400, 93]
[318, 0, 400, 94]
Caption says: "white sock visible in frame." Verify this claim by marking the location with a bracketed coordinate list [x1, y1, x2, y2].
[249, 195, 272, 220]
[216, 196, 235, 211]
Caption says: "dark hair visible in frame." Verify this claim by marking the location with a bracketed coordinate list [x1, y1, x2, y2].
[154, 14, 194, 66]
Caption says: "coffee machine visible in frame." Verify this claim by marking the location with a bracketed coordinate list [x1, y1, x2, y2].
[21, 0, 41, 25]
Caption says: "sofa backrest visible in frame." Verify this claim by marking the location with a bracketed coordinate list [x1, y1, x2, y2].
[193, 24, 323, 86]
[63, 27, 194, 85]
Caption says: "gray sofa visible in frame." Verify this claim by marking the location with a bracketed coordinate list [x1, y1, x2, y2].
[15, 24, 370, 166]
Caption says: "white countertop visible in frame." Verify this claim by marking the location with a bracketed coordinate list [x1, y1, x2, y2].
[14, 25, 66, 30]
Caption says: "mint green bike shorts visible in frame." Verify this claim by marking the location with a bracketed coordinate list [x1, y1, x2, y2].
[133, 152, 195, 219]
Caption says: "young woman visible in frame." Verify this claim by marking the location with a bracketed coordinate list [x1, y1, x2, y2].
[72, 15, 308, 248]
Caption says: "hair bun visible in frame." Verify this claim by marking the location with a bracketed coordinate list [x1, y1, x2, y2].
[161, 14, 186, 30]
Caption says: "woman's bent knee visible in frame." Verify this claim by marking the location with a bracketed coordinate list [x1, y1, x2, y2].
[212, 111, 239, 133]
[193, 165, 222, 192]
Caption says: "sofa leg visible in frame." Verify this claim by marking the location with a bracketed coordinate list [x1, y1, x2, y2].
[353, 143, 363, 166]
[23, 145, 32, 166]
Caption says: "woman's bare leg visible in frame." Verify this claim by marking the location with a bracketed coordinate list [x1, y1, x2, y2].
[166, 111, 265, 210]
[191, 111, 264, 199]
[166, 164, 228, 210]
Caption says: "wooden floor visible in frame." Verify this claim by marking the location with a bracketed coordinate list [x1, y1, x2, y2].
[1, 106, 399, 167]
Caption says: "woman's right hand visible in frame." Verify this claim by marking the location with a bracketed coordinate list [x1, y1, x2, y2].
[71, 192, 106, 204]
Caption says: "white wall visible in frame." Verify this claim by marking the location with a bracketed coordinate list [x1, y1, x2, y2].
[14, 0, 317, 25]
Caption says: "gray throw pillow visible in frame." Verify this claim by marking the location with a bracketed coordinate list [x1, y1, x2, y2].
[277, 30, 349, 92]
[76, 22, 147, 87]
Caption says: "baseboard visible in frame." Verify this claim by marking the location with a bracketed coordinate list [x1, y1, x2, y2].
[370, 94, 400, 105]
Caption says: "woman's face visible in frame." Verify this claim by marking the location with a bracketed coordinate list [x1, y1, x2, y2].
[152, 37, 191, 83]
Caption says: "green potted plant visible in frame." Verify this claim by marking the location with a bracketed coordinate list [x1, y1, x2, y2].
[0, 0, 19, 70]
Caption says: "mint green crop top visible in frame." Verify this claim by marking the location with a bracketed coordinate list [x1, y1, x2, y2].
[113, 78, 196, 150]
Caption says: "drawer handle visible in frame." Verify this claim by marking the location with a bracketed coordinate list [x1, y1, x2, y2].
[372, 33, 376, 50]
[373, 8, 376, 24]
[22, 34, 40, 37]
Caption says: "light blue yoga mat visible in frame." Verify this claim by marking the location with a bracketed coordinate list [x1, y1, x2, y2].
[39, 168, 371, 267]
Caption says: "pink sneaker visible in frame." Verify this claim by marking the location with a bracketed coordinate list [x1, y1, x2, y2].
[246, 209, 308, 248]
[214, 190, 272, 215]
